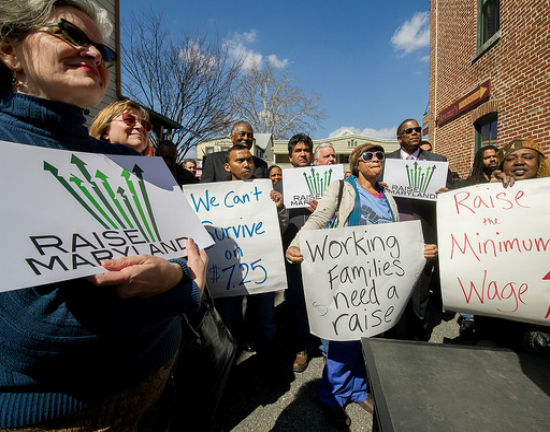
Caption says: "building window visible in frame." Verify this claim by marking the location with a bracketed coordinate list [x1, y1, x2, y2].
[205, 146, 214, 154]
[478, 0, 499, 47]
[347, 139, 357, 148]
[475, 114, 497, 150]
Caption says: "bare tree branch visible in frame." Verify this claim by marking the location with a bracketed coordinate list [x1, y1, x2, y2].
[121, 12, 241, 159]
[230, 63, 325, 140]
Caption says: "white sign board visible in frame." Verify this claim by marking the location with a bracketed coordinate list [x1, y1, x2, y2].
[183, 179, 287, 298]
[300, 221, 426, 341]
[0, 141, 213, 292]
[437, 179, 550, 326]
[283, 164, 345, 208]
[383, 159, 448, 201]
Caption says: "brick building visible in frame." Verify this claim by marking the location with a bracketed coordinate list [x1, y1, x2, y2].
[428, 0, 550, 177]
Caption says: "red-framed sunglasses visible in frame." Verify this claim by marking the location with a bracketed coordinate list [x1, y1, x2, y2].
[120, 113, 151, 131]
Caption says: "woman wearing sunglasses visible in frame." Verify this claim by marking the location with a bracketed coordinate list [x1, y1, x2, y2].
[0, 1, 207, 429]
[90, 99, 153, 155]
[286, 143, 437, 429]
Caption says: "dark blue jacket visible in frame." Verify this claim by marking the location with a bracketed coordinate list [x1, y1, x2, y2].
[0, 93, 200, 427]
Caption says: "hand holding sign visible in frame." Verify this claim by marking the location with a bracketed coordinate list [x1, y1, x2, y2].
[437, 179, 550, 326]
[383, 159, 449, 201]
[282, 164, 344, 208]
[88, 238, 208, 299]
[0, 141, 213, 293]
[183, 179, 287, 298]
[299, 221, 426, 341]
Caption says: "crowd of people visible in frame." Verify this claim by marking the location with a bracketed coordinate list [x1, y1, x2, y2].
[0, 1, 548, 431]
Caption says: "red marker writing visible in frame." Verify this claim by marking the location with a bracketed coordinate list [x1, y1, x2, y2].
[544, 271, 550, 319]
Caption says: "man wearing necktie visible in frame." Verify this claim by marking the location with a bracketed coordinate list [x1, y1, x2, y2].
[385, 119, 450, 341]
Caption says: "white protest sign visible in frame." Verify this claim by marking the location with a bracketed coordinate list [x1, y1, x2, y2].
[183, 179, 287, 298]
[300, 220, 426, 341]
[0, 140, 213, 293]
[383, 159, 448, 201]
[437, 178, 550, 326]
[283, 164, 344, 208]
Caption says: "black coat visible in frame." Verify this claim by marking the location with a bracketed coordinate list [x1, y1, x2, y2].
[201, 151, 268, 183]
[385, 148, 449, 243]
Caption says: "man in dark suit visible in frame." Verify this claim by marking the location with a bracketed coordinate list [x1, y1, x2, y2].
[201, 121, 268, 182]
[385, 118, 449, 341]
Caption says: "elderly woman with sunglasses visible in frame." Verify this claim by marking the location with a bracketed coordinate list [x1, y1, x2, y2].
[0, 0, 207, 430]
[90, 99, 153, 155]
[286, 143, 437, 429]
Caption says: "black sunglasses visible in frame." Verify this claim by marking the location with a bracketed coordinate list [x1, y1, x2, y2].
[360, 151, 385, 162]
[36, 18, 117, 67]
[403, 126, 422, 134]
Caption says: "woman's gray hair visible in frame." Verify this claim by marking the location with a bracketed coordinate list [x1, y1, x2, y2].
[0, 0, 112, 94]
[0, 0, 112, 41]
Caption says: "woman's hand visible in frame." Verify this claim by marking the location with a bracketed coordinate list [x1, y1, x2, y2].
[286, 246, 304, 264]
[423, 244, 438, 260]
[270, 190, 284, 209]
[306, 199, 318, 213]
[88, 238, 208, 299]
[185, 238, 208, 296]
[490, 169, 515, 188]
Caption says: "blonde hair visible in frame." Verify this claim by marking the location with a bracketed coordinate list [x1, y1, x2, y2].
[90, 99, 149, 141]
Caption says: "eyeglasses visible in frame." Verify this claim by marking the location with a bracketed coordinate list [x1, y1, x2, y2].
[36, 18, 117, 67]
[119, 113, 151, 131]
[360, 151, 385, 162]
[403, 126, 422, 134]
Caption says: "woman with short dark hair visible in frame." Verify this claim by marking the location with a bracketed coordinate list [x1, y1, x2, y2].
[286, 143, 437, 429]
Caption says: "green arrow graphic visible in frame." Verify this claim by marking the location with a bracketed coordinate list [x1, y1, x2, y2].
[96, 169, 132, 228]
[423, 165, 437, 193]
[327, 168, 333, 186]
[44, 161, 109, 229]
[310, 169, 317, 194]
[417, 166, 423, 188]
[121, 169, 155, 242]
[406, 165, 412, 187]
[421, 166, 430, 193]
[132, 164, 161, 241]
[303, 172, 314, 194]
[117, 186, 148, 241]
[71, 155, 127, 229]
[70, 154, 92, 181]
[69, 174, 118, 229]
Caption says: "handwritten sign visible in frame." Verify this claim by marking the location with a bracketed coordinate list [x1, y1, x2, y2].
[299, 221, 426, 341]
[183, 179, 287, 298]
[437, 179, 550, 326]
[0, 140, 213, 292]
[282, 164, 344, 208]
[383, 159, 448, 201]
